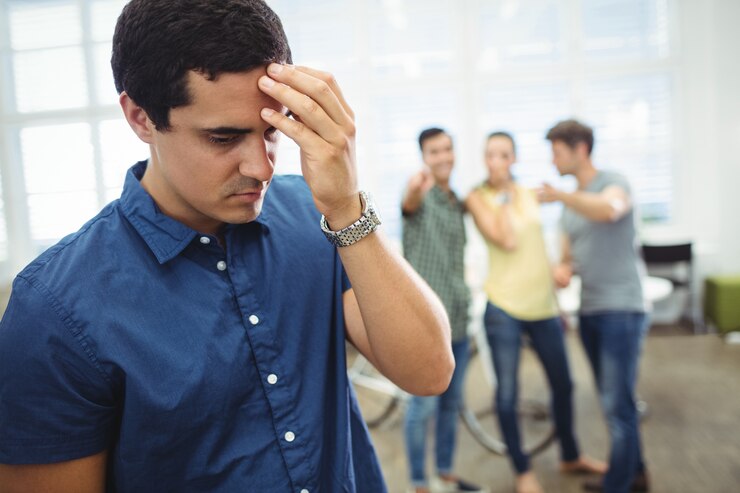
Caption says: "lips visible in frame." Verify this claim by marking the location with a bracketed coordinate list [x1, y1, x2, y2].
[229, 188, 264, 204]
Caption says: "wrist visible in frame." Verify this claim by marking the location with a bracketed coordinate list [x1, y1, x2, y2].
[320, 191, 382, 248]
[321, 194, 363, 230]
[557, 190, 570, 204]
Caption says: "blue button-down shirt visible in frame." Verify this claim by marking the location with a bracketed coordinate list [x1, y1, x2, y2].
[0, 161, 386, 492]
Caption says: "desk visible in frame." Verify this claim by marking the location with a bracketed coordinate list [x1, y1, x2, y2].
[557, 276, 673, 315]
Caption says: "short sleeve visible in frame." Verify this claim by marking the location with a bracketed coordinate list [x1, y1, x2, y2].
[0, 276, 117, 464]
[604, 172, 632, 198]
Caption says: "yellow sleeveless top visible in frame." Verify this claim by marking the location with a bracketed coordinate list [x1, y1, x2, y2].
[479, 184, 559, 321]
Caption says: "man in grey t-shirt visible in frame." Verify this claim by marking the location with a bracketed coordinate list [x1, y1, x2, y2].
[538, 120, 648, 493]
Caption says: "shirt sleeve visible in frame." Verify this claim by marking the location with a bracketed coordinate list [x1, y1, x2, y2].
[604, 172, 632, 198]
[0, 275, 117, 464]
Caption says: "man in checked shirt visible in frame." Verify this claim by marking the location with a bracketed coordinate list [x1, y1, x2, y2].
[401, 128, 485, 493]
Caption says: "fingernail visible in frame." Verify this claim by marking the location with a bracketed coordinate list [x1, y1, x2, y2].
[261, 108, 275, 117]
[268, 63, 283, 75]
[260, 76, 275, 88]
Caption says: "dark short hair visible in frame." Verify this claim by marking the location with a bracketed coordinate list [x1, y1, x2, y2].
[418, 127, 450, 151]
[486, 131, 517, 157]
[545, 119, 594, 155]
[111, 0, 292, 131]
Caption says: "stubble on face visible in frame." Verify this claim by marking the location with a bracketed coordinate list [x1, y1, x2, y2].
[142, 68, 284, 234]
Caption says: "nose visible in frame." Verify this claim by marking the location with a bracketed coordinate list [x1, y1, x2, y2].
[237, 138, 275, 183]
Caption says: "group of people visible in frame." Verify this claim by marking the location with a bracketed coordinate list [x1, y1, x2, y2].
[401, 123, 649, 493]
[0, 1, 648, 493]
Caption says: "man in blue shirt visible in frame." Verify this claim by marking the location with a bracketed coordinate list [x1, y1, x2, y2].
[0, 1, 455, 491]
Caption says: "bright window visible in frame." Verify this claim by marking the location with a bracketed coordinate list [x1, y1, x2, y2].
[0, 0, 680, 273]
[1, 0, 148, 257]
[270, 0, 679, 238]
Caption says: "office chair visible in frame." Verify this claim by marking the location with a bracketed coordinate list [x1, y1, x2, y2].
[642, 242, 703, 332]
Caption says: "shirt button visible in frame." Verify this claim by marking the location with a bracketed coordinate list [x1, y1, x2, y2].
[199, 236, 210, 245]
[267, 374, 278, 385]
[284, 431, 295, 442]
[300, 489, 309, 493]
[216, 260, 227, 271]
[249, 314, 259, 325]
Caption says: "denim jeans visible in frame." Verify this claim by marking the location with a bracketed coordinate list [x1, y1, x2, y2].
[579, 311, 646, 493]
[484, 303, 580, 474]
[404, 339, 470, 487]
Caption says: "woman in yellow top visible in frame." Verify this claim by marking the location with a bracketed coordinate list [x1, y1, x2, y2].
[466, 132, 605, 493]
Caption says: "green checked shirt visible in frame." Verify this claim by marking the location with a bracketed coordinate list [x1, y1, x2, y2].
[402, 185, 470, 342]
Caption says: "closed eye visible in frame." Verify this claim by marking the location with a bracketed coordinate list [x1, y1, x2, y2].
[208, 134, 242, 145]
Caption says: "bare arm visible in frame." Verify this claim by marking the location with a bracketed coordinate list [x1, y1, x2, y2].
[465, 189, 517, 251]
[258, 64, 454, 396]
[341, 239, 453, 395]
[538, 184, 631, 222]
[0, 451, 107, 493]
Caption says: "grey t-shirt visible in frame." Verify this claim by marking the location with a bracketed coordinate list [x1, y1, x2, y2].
[561, 170, 645, 314]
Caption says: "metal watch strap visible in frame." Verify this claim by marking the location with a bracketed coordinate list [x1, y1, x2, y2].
[320, 191, 382, 247]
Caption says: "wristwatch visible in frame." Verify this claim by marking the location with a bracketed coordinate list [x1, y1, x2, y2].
[320, 191, 382, 247]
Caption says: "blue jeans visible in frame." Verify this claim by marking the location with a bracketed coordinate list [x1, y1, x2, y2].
[484, 303, 580, 474]
[404, 339, 469, 487]
[579, 312, 646, 493]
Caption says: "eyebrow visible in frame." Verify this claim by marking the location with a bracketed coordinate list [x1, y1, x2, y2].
[201, 111, 293, 135]
[202, 127, 253, 135]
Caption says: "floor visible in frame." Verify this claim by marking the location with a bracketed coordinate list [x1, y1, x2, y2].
[359, 331, 740, 493]
[1, 283, 738, 492]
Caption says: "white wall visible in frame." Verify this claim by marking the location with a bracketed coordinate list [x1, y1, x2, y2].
[713, 0, 740, 274]
[641, 0, 740, 324]
[651, 0, 740, 277]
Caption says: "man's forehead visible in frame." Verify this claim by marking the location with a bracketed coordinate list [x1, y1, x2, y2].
[174, 69, 286, 122]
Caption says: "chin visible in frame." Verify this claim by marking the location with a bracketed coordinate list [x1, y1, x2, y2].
[437, 169, 453, 181]
[223, 203, 264, 225]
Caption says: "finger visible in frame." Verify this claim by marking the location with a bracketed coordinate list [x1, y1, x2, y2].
[260, 107, 328, 155]
[291, 65, 354, 121]
[266, 64, 353, 127]
[258, 75, 346, 146]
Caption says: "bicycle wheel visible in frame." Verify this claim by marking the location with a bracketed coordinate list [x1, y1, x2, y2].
[460, 344, 556, 456]
[346, 344, 402, 428]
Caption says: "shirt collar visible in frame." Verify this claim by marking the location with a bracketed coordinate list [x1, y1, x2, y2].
[119, 160, 270, 264]
[430, 184, 460, 204]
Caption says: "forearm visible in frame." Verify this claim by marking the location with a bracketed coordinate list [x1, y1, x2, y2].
[467, 194, 517, 250]
[401, 187, 425, 215]
[339, 231, 454, 395]
[491, 206, 517, 249]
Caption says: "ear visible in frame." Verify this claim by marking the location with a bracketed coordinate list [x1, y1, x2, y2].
[119, 92, 156, 144]
[576, 141, 590, 159]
